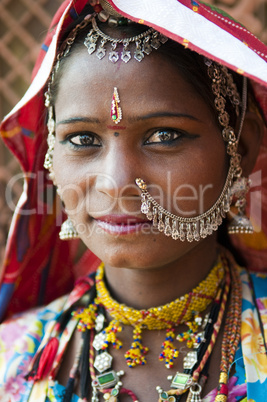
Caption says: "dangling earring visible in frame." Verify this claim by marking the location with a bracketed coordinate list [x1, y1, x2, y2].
[44, 91, 79, 241]
[207, 62, 253, 235]
[228, 176, 253, 234]
[59, 217, 79, 240]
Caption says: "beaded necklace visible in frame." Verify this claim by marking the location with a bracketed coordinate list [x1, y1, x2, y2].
[95, 259, 224, 329]
[70, 253, 242, 402]
[74, 256, 225, 370]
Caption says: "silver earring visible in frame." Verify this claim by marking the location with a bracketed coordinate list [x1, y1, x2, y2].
[207, 61, 253, 235]
[228, 177, 253, 234]
[59, 217, 79, 240]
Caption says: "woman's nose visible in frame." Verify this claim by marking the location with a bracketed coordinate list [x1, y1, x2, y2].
[95, 144, 140, 199]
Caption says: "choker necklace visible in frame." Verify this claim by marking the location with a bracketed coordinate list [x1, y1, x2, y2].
[74, 256, 225, 371]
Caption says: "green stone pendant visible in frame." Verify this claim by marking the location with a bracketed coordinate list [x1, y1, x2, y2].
[167, 372, 193, 390]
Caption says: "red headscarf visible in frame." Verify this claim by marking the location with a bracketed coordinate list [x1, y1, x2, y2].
[1, 0, 267, 320]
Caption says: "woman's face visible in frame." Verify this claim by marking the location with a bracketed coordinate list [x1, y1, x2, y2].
[53, 46, 228, 269]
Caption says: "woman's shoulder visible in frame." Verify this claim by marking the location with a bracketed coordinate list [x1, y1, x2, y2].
[0, 293, 69, 341]
[248, 270, 267, 298]
[239, 268, 267, 300]
[0, 294, 69, 392]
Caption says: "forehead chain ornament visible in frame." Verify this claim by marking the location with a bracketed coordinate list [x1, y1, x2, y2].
[84, 16, 168, 63]
[110, 87, 122, 124]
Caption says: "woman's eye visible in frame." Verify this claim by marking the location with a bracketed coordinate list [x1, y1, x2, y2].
[145, 129, 181, 144]
[69, 133, 100, 147]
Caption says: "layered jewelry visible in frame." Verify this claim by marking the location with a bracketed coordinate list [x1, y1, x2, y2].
[24, 251, 242, 402]
[74, 257, 224, 381]
[69, 252, 242, 402]
[136, 62, 253, 240]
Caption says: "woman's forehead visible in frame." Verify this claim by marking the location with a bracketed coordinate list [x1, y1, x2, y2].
[54, 47, 211, 120]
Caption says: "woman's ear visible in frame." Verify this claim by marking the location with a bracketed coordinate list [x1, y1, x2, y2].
[237, 110, 265, 177]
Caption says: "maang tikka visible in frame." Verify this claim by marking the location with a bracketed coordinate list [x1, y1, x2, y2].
[135, 62, 253, 241]
[111, 87, 122, 124]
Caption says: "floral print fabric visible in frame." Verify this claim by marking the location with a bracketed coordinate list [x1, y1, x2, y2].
[0, 269, 266, 401]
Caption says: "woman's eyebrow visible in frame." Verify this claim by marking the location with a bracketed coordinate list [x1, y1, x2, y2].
[129, 112, 201, 122]
[56, 113, 201, 126]
[56, 116, 101, 125]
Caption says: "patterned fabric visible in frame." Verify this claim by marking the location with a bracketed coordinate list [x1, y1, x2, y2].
[0, 0, 267, 322]
[0, 267, 266, 401]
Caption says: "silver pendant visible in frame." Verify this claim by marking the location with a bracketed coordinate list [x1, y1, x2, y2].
[109, 51, 119, 63]
[167, 372, 193, 390]
[95, 314, 105, 332]
[92, 370, 124, 402]
[159, 34, 168, 44]
[121, 48, 131, 63]
[183, 351, 198, 370]
[93, 332, 107, 351]
[151, 35, 161, 49]
[186, 383, 202, 402]
[84, 32, 99, 55]
[143, 37, 152, 55]
[94, 351, 113, 373]
[96, 47, 106, 60]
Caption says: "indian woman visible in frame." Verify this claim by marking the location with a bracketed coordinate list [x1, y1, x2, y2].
[0, 0, 267, 401]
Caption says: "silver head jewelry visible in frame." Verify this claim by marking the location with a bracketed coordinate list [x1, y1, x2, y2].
[110, 87, 122, 124]
[84, 16, 168, 63]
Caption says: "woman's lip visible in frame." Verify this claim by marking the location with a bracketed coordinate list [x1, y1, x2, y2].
[94, 215, 152, 235]
[94, 215, 149, 224]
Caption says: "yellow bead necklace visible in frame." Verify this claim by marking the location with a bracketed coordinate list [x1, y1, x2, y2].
[74, 255, 225, 369]
[95, 257, 225, 330]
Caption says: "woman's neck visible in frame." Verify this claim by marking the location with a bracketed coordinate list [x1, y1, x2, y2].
[103, 236, 219, 309]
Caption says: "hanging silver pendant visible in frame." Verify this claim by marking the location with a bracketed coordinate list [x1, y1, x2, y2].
[121, 43, 131, 63]
[186, 383, 202, 402]
[134, 40, 144, 62]
[92, 370, 124, 402]
[151, 32, 161, 49]
[143, 36, 152, 55]
[109, 42, 119, 63]
[183, 351, 198, 370]
[93, 332, 107, 351]
[95, 314, 105, 332]
[94, 351, 113, 373]
[167, 372, 193, 390]
[84, 31, 99, 55]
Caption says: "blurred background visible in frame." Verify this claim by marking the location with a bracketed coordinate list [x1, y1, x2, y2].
[0, 0, 267, 267]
